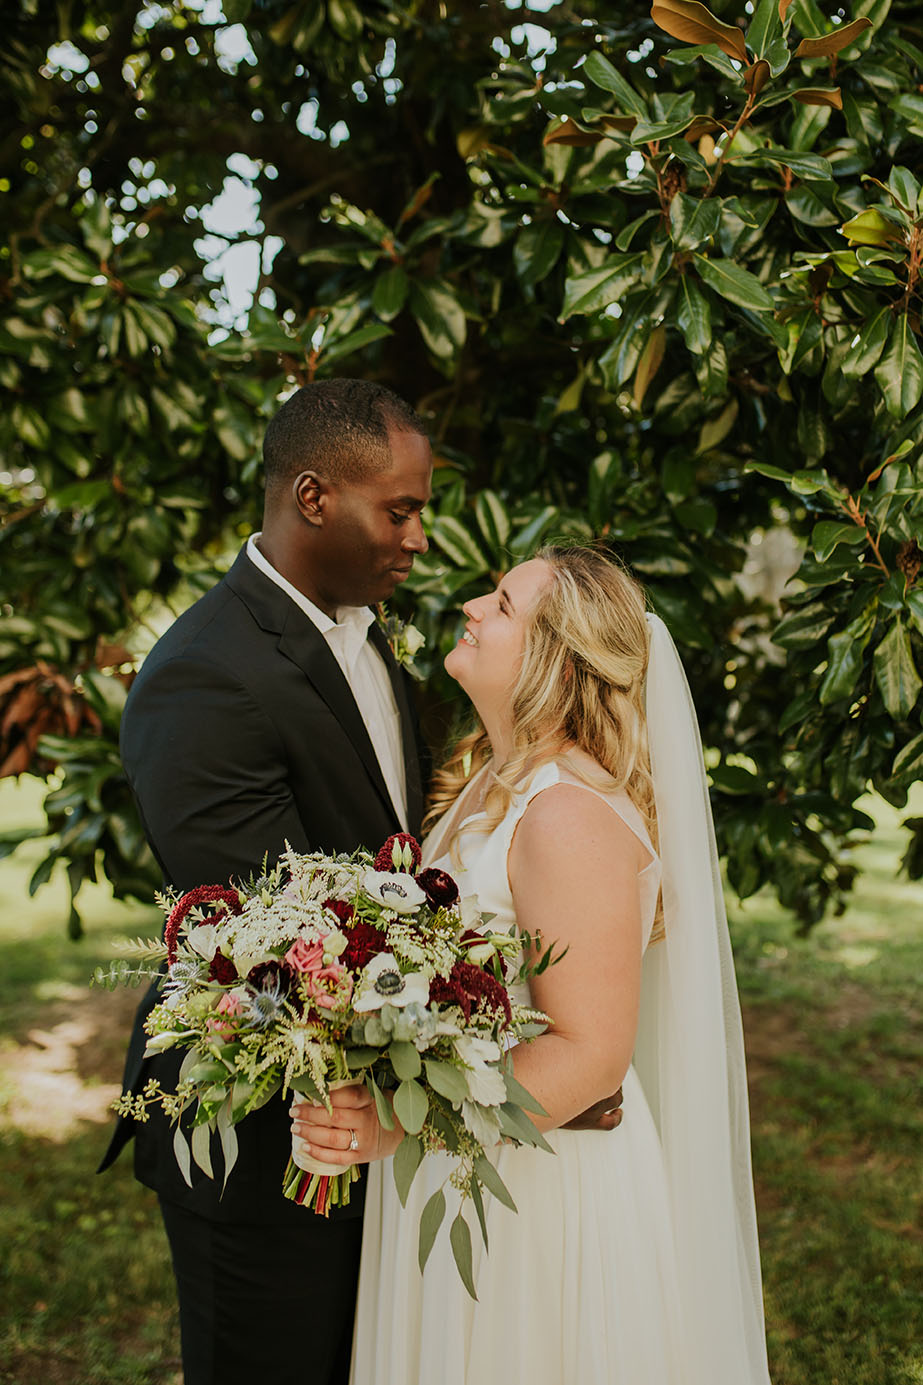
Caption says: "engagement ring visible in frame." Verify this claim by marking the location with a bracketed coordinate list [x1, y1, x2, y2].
[349, 1129, 359, 1152]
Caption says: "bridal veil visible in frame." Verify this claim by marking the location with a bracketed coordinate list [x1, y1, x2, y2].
[634, 613, 773, 1383]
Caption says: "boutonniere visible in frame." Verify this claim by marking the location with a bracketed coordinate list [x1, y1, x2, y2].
[376, 604, 426, 679]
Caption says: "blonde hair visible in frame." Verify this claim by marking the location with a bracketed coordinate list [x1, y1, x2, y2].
[426, 545, 662, 936]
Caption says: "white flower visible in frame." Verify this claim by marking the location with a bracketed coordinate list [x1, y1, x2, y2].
[403, 623, 426, 657]
[465, 941, 495, 967]
[454, 1034, 506, 1105]
[459, 894, 481, 930]
[353, 952, 430, 1012]
[362, 870, 426, 914]
[461, 1100, 502, 1147]
[455, 1034, 501, 1067]
[186, 924, 219, 960]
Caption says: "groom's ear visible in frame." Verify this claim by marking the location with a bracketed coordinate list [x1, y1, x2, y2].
[292, 471, 326, 527]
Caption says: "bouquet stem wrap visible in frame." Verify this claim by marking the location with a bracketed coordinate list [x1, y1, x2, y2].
[284, 1077, 362, 1215]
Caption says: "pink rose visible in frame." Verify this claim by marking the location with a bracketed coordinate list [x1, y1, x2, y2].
[207, 990, 243, 1039]
[303, 963, 352, 1011]
[285, 938, 325, 973]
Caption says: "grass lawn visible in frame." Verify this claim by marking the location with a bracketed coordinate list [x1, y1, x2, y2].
[0, 776, 921, 1384]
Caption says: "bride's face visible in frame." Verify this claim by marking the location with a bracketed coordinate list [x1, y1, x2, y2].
[445, 559, 553, 718]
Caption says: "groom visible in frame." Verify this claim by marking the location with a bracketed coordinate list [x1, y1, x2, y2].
[101, 378, 622, 1385]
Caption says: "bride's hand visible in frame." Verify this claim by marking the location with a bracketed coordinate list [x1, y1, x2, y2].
[289, 1083, 403, 1165]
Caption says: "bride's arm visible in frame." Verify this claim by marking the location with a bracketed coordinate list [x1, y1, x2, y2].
[506, 783, 646, 1133]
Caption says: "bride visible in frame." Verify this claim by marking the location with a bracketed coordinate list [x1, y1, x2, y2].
[292, 545, 773, 1384]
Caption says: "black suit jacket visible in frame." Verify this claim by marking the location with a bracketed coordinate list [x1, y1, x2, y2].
[99, 547, 426, 1225]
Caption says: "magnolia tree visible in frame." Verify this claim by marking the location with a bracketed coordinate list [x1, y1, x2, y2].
[2, 0, 921, 933]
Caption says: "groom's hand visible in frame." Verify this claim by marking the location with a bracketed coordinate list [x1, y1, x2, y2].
[562, 1088, 623, 1131]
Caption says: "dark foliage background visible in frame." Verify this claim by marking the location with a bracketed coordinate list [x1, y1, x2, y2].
[2, 0, 922, 931]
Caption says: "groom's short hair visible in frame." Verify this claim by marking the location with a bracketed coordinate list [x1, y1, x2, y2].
[262, 379, 427, 492]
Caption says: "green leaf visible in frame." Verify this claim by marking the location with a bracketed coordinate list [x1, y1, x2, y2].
[905, 589, 923, 639]
[747, 0, 782, 56]
[509, 506, 560, 557]
[874, 618, 922, 719]
[424, 1058, 471, 1105]
[841, 308, 890, 379]
[418, 1187, 446, 1273]
[389, 1040, 422, 1080]
[474, 490, 511, 553]
[392, 1133, 424, 1207]
[470, 1175, 489, 1250]
[676, 275, 712, 355]
[819, 607, 877, 705]
[372, 266, 408, 322]
[811, 520, 864, 562]
[874, 315, 923, 418]
[892, 730, 923, 785]
[497, 1101, 554, 1152]
[694, 256, 774, 312]
[735, 148, 834, 181]
[450, 1212, 477, 1300]
[772, 601, 835, 649]
[409, 280, 466, 359]
[669, 193, 721, 252]
[502, 1069, 548, 1116]
[321, 322, 393, 366]
[393, 1077, 429, 1134]
[709, 763, 761, 794]
[560, 255, 645, 319]
[474, 1153, 518, 1211]
[514, 218, 565, 287]
[581, 52, 648, 117]
[430, 516, 489, 571]
[368, 1072, 394, 1131]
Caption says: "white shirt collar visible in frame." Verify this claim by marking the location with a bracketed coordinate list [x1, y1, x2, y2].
[246, 534, 374, 673]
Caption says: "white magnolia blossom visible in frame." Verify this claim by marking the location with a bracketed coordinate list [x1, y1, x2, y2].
[353, 952, 430, 1012]
[362, 870, 427, 914]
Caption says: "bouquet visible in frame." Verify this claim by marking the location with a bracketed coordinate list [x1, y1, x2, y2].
[100, 833, 555, 1293]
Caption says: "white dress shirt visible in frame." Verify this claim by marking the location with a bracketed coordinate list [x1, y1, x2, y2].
[246, 534, 408, 829]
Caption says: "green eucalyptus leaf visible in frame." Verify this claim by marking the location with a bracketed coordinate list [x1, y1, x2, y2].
[418, 1188, 446, 1273]
[450, 1212, 477, 1300]
[392, 1134, 424, 1207]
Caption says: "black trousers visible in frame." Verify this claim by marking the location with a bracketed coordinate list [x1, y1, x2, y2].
[159, 1198, 363, 1385]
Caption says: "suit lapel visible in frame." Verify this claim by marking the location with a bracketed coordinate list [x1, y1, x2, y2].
[226, 549, 400, 826]
[276, 611, 400, 825]
[368, 621, 424, 836]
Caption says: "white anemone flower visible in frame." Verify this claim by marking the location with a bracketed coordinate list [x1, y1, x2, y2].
[353, 952, 430, 1012]
[455, 1034, 506, 1105]
[362, 870, 427, 914]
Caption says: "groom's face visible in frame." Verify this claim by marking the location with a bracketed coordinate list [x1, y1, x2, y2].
[313, 428, 432, 610]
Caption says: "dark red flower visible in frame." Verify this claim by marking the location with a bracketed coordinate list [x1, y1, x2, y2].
[248, 959, 297, 993]
[208, 951, 238, 985]
[416, 867, 459, 911]
[373, 833, 422, 873]
[342, 921, 389, 972]
[164, 884, 242, 965]
[429, 960, 512, 1027]
[323, 898, 354, 926]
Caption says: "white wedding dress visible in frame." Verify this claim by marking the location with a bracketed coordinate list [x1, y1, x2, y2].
[351, 755, 693, 1385]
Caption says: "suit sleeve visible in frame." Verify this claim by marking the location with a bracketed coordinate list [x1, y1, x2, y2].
[120, 653, 311, 893]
